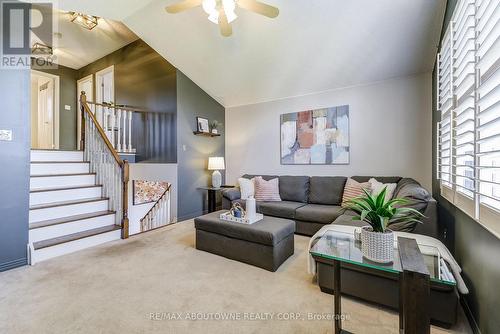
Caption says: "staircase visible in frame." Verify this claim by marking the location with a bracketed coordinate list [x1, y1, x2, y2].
[28, 149, 122, 264]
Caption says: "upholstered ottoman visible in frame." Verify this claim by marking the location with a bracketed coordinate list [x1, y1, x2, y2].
[194, 210, 295, 271]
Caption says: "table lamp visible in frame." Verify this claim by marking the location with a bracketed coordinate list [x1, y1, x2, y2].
[208, 156, 225, 188]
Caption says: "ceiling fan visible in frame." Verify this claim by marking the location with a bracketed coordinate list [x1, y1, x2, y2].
[165, 0, 279, 37]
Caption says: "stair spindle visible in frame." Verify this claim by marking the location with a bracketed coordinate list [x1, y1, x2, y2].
[116, 110, 122, 152]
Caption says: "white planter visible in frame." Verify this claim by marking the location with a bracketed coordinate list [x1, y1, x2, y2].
[360, 226, 394, 263]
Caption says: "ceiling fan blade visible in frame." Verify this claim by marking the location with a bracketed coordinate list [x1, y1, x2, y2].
[218, 9, 232, 37]
[237, 0, 279, 18]
[165, 0, 203, 13]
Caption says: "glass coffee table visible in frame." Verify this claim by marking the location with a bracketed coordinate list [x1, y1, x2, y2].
[309, 230, 456, 334]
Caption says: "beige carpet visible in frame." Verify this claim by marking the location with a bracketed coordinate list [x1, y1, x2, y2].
[0, 221, 472, 334]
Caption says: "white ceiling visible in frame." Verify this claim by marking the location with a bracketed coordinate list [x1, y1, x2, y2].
[33, 9, 138, 69]
[58, 0, 446, 106]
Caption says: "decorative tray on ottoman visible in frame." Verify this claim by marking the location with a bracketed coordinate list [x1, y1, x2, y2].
[219, 211, 263, 225]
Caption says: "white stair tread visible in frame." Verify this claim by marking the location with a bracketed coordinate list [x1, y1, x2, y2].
[29, 210, 115, 230]
[30, 197, 108, 210]
[30, 184, 102, 193]
[33, 225, 121, 250]
[30, 172, 96, 178]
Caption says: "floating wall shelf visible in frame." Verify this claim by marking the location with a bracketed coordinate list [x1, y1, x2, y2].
[193, 131, 221, 137]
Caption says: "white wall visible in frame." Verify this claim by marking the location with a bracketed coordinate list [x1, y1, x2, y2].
[128, 163, 178, 235]
[225, 73, 432, 190]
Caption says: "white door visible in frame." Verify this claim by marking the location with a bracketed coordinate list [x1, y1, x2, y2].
[95, 66, 115, 134]
[37, 79, 54, 149]
[77, 75, 94, 149]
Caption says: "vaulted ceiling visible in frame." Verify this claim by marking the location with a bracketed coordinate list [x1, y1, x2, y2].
[36, 9, 137, 69]
[58, 0, 446, 107]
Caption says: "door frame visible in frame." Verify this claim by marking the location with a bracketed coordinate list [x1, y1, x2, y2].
[95, 65, 115, 104]
[31, 70, 60, 149]
[77, 74, 94, 150]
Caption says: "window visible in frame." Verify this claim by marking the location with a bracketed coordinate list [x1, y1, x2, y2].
[477, 0, 500, 213]
[437, 0, 500, 230]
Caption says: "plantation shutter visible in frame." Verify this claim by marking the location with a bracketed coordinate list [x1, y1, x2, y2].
[437, 0, 500, 233]
[476, 0, 500, 216]
[438, 26, 454, 192]
[452, 0, 476, 215]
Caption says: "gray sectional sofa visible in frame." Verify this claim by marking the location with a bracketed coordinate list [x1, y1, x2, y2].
[222, 175, 439, 238]
[222, 175, 458, 326]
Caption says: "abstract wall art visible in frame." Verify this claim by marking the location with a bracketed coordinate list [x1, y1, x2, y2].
[280, 105, 350, 165]
[133, 180, 170, 205]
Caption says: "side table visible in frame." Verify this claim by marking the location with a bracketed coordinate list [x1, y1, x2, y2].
[198, 186, 235, 213]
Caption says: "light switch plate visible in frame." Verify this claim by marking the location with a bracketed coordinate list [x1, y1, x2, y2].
[0, 129, 13, 141]
[64, 105, 71, 111]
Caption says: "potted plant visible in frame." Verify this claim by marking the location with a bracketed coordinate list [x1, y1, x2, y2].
[210, 120, 219, 134]
[344, 187, 424, 263]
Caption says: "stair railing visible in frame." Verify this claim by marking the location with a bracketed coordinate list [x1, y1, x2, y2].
[80, 91, 129, 239]
[140, 184, 172, 232]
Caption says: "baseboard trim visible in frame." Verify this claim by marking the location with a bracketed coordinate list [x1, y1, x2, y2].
[460, 296, 481, 334]
[0, 257, 28, 272]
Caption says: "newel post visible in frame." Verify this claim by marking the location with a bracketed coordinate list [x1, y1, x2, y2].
[122, 159, 130, 239]
[80, 91, 86, 151]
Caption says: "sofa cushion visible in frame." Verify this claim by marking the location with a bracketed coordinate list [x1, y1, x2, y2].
[352, 176, 402, 184]
[295, 204, 343, 224]
[257, 201, 306, 219]
[308, 176, 347, 205]
[194, 211, 295, 246]
[393, 178, 431, 213]
[221, 188, 241, 201]
[279, 175, 310, 203]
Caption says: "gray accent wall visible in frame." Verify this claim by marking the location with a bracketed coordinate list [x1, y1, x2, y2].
[432, 0, 500, 332]
[78, 40, 177, 163]
[0, 69, 30, 271]
[36, 64, 79, 150]
[177, 71, 225, 221]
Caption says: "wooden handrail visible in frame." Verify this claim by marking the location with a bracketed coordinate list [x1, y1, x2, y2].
[85, 100, 151, 114]
[80, 91, 129, 239]
[80, 92, 124, 166]
[140, 184, 172, 223]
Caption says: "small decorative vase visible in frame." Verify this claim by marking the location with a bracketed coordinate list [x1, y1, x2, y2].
[360, 226, 394, 263]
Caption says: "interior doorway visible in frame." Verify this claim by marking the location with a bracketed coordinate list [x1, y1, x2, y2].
[95, 65, 115, 105]
[31, 70, 60, 150]
[77, 74, 94, 150]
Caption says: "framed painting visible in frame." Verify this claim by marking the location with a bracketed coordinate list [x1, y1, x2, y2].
[133, 180, 170, 205]
[280, 105, 350, 165]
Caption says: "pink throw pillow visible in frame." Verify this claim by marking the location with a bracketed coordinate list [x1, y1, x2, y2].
[254, 176, 282, 202]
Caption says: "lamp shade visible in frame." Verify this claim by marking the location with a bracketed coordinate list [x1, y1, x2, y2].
[208, 157, 225, 170]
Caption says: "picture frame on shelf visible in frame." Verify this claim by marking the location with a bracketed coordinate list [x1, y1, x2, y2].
[196, 117, 210, 133]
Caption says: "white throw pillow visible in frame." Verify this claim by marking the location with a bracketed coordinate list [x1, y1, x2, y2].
[369, 178, 397, 202]
[238, 177, 255, 200]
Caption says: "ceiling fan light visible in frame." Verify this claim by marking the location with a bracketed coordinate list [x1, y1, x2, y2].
[202, 0, 217, 14]
[208, 12, 219, 24]
[222, 0, 237, 23]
